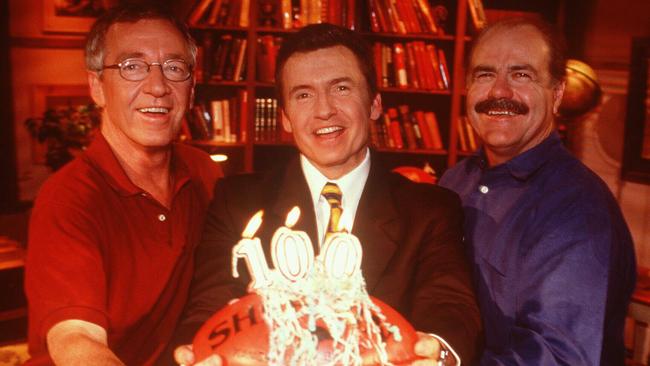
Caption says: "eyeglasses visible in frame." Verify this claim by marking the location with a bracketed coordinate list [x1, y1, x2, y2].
[102, 59, 192, 82]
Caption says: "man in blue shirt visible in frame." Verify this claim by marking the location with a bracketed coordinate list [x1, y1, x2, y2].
[440, 18, 636, 365]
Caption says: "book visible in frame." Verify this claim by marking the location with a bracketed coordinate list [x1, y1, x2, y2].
[413, 110, 433, 148]
[233, 39, 248, 82]
[398, 105, 418, 149]
[386, 108, 404, 149]
[456, 116, 468, 152]
[425, 44, 444, 90]
[206, 0, 224, 25]
[413, 0, 438, 34]
[211, 34, 233, 81]
[239, 0, 250, 27]
[238, 89, 248, 143]
[392, 43, 408, 88]
[438, 48, 450, 89]
[188, 0, 213, 25]
[424, 111, 443, 149]
[468, 0, 487, 32]
[404, 42, 420, 89]
[210, 100, 224, 141]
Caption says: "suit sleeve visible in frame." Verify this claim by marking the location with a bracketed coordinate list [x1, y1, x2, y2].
[408, 188, 482, 364]
[171, 178, 248, 346]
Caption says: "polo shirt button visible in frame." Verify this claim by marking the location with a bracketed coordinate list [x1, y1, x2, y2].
[158, 214, 166, 222]
[479, 185, 489, 194]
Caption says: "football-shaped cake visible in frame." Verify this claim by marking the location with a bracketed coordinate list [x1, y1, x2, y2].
[192, 293, 420, 365]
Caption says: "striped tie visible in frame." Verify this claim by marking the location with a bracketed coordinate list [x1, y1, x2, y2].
[321, 182, 343, 235]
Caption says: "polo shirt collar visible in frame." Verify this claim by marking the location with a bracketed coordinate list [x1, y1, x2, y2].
[470, 132, 562, 181]
[83, 132, 191, 197]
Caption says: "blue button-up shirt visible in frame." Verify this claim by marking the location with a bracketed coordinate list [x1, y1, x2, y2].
[440, 133, 636, 365]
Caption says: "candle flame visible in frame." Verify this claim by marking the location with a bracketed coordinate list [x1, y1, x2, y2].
[285, 206, 301, 228]
[242, 210, 264, 238]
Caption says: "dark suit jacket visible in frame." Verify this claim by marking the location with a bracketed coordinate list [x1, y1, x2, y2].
[173, 154, 481, 362]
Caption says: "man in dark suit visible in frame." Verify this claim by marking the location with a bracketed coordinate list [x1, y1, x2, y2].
[172, 23, 480, 366]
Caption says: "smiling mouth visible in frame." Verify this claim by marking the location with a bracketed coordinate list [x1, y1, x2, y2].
[138, 107, 170, 114]
[475, 98, 529, 116]
[314, 125, 344, 136]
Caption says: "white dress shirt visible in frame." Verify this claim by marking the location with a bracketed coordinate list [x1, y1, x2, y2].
[300, 148, 370, 247]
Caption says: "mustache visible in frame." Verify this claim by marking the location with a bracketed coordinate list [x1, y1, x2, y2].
[474, 98, 529, 115]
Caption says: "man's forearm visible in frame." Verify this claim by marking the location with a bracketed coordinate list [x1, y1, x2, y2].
[47, 320, 124, 366]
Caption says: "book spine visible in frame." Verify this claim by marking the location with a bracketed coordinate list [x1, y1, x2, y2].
[404, 42, 420, 89]
[392, 43, 408, 88]
[188, 0, 213, 26]
[413, 110, 433, 148]
[438, 48, 450, 89]
[398, 105, 418, 149]
[424, 111, 443, 149]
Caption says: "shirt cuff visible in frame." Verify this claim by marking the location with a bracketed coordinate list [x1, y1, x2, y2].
[429, 333, 461, 366]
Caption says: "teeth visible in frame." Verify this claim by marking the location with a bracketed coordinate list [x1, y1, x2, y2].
[315, 126, 343, 135]
[138, 107, 169, 113]
[487, 110, 516, 116]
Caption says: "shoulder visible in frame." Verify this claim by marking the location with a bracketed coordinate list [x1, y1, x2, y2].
[174, 143, 223, 197]
[382, 171, 462, 215]
[34, 155, 105, 209]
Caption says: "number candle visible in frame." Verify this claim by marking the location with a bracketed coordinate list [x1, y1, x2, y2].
[232, 210, 273, 290]
[320, 216, 362, 279]
[270, 206, 314, 282]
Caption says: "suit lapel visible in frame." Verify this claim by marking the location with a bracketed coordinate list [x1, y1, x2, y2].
[353, 155, 401, 293]
[266, 158, 320, 252]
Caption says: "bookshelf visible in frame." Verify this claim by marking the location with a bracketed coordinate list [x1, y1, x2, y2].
[184, 0, 474, 176]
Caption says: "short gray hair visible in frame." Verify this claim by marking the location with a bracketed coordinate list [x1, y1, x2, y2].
[85, 3, 197, 72]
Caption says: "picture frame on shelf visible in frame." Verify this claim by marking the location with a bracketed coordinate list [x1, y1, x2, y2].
[42, 0, 115, 34]
[622, 37, 650, 185]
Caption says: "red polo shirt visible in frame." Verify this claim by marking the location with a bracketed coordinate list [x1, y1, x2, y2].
[25, 133, 222, 365]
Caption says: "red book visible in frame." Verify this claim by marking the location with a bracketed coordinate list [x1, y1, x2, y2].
[392, 43, 408, 88]
[404, 42, 420, 89]
[386, 108, 404, 149]
[345, 0, 356, 29]
[413, 0, 438, 34]
[413, 41, 433, 90]
[425, 43, 444, 90]
[188, 0, 213, 25]
[327, 0, 341, 26]
[424, 111, 443, 149]
[413, 110, 433, 148]
[367, 0, 382, 32]
[438, 48, 450, 89]
[238, 89, 248, 143]
[372, 43, 383, 88]
[398, 105, 418, 149]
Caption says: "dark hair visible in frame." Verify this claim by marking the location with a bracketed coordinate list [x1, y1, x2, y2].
[85, 3, 197, 72]
[274, 23, 377, 107]
[467, 18, 567, 85]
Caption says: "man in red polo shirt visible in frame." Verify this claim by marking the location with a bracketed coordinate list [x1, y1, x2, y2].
[24, 4, 221, 365]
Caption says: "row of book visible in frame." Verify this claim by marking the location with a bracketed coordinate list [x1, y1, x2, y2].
[254, 97, 292, 142]
[368, 0, 446, 35]
[374, 41, 450, 90]
[195, 35, 450, 91]
[183, 97, 481, 153]
[188, 0, 251, 27]
[370, 106, 444, 150]
[183, 90, 249, 143]
[258, 0, 358, 29]
[197, 35, 248, 83]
